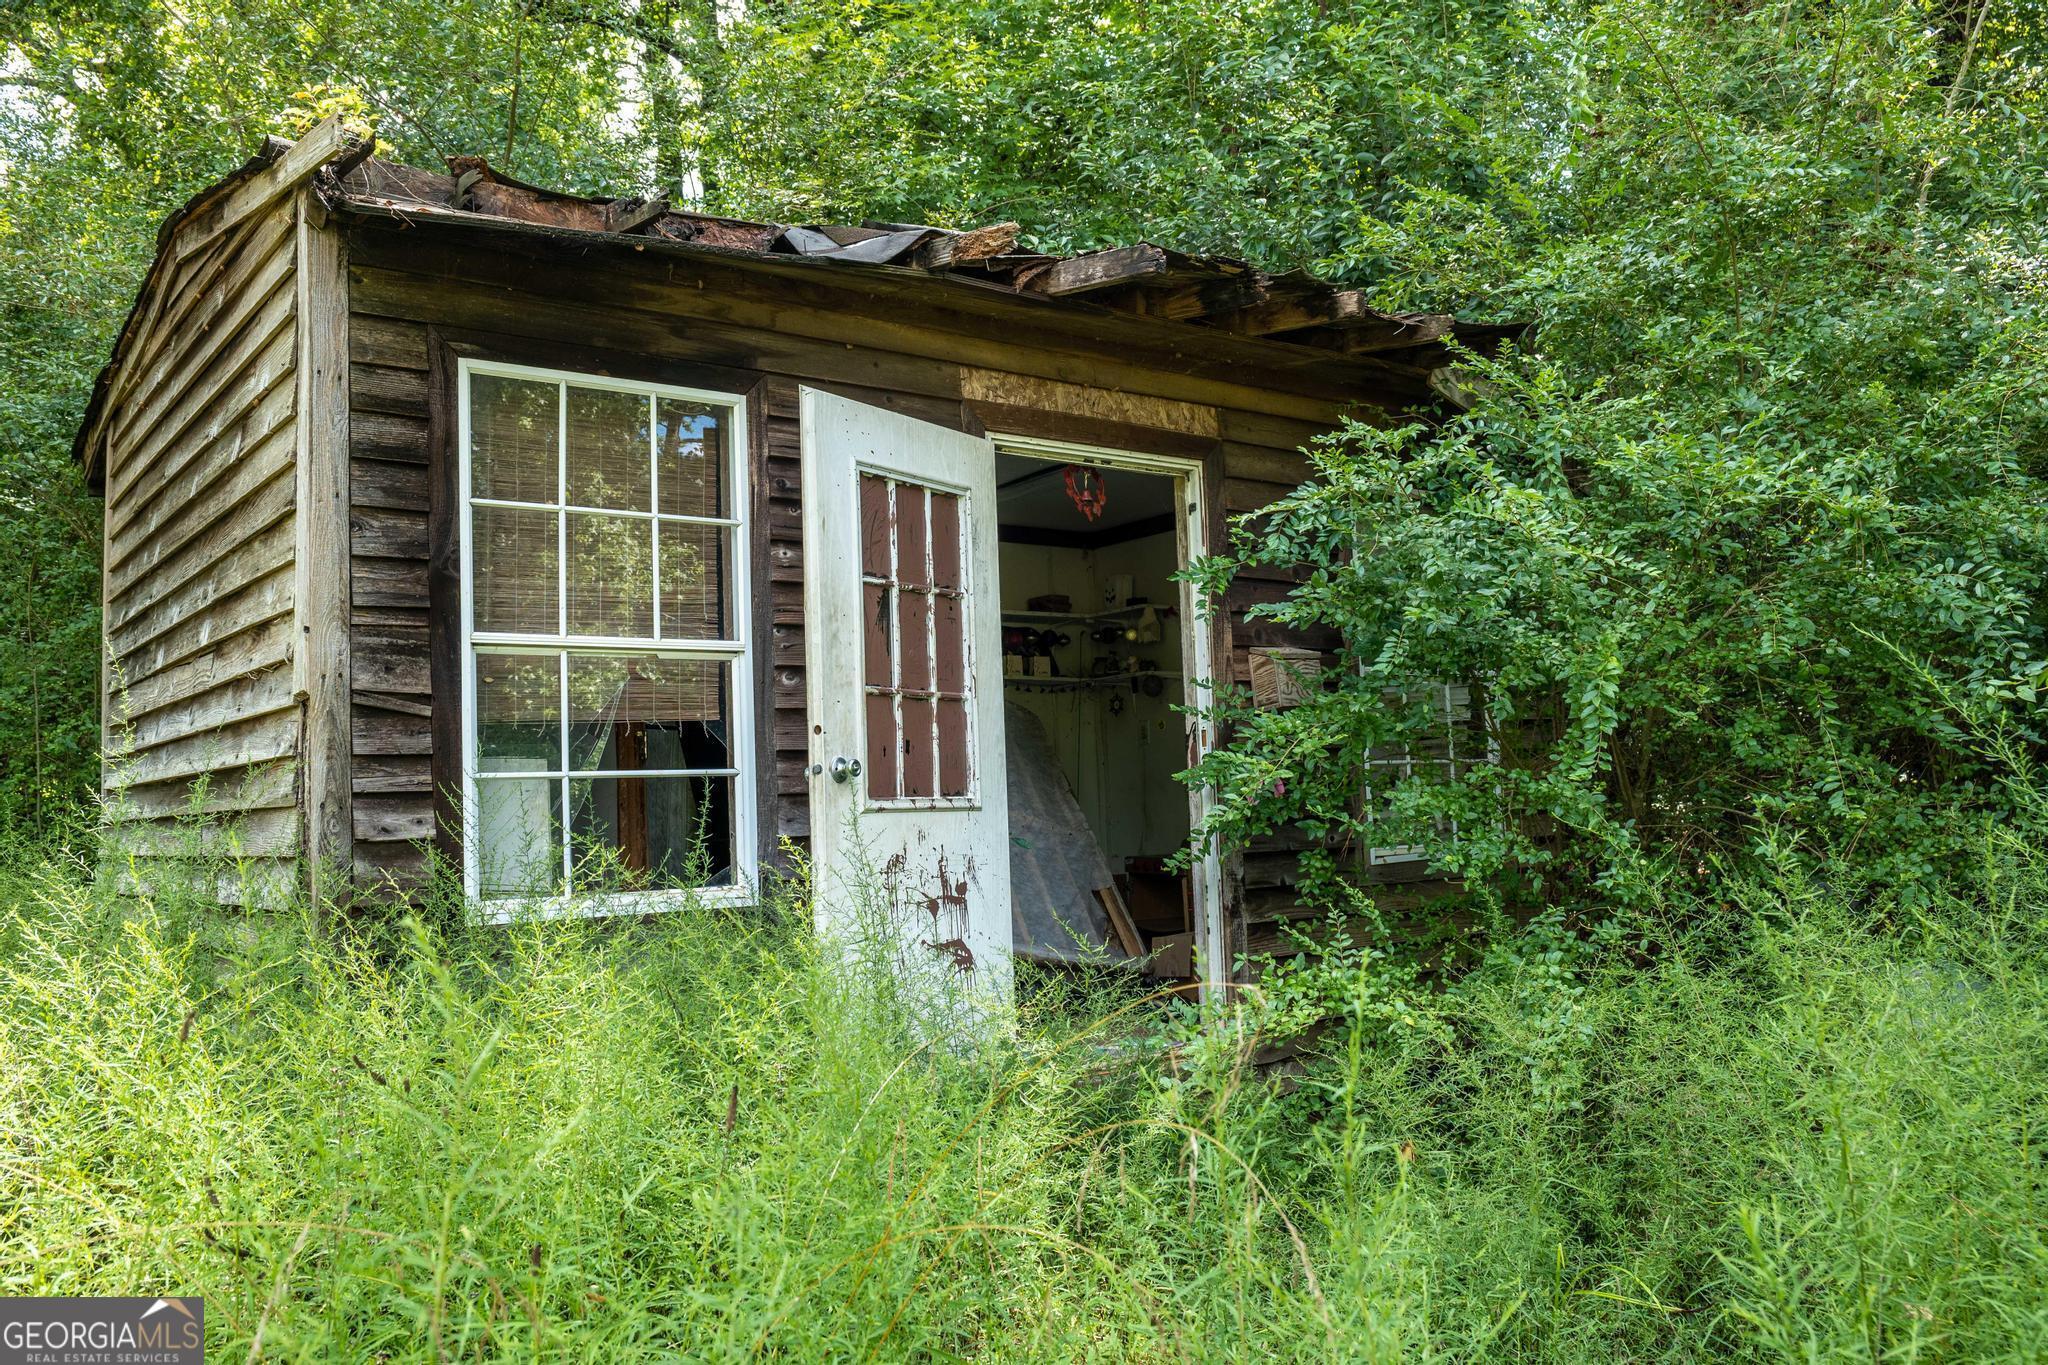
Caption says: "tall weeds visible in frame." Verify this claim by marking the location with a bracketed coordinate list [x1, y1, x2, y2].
[0, 826, 2043, 1359]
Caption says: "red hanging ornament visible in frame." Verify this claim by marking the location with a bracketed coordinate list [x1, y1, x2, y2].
[1063, 465, 1109, 522]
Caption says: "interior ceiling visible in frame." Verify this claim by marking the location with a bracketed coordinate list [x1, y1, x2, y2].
[996, 454, 1173, 533]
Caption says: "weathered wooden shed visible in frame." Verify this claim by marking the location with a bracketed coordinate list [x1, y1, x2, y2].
[77, 118, 1510, 994]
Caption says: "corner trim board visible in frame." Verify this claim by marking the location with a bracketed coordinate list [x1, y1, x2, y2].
[294, 191, 354, 899]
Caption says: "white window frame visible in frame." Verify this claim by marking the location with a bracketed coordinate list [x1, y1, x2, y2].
[457, 358, 757, 920]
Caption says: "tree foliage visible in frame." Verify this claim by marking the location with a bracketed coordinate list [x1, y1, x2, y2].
[3, 0, 2045, 918]
[1178, 0, 2048, 916]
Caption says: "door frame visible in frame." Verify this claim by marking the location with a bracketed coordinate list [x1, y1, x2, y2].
[989, 433, 1228, 1003]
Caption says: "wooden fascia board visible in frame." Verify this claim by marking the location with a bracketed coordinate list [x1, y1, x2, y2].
[1021, 244, 1171, 295]
[1219, 289, 1381, 337]
[174, 117, 367, 262]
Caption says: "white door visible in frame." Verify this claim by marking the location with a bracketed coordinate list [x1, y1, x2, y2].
[800, 389, 1012, 1006]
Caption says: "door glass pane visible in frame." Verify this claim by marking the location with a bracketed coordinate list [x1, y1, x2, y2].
[473, 506, 559, 633]
[934, 595, 965, 695]
[896, 588, 931, 693]
[570, 775, 734, 890]
[475, 778, 562, 896]
[567, 386, 651, 511]
[656, 399, 727, 519]
[900, 694, 936, 798]
[862, 583, 892, 689]
[567, 513, 654, 636]
[476, 651, 561, 772]
[566, 653, 730, 771]
[859, 473, 974, 804]
[865, 692, 899, 800]
[929, 492, 962, 590]
[937, 697, 970, 797]
[657, 521, 730, 640]
[859, 474, 891, 578]
[894, 485, 928, 589]
[470, 374, 557, 503]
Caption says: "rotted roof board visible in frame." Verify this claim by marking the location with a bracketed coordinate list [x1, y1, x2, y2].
[75, 129, 1527, 483]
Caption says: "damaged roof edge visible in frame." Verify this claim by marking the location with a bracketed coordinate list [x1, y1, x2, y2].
[327, 189, 1439, 397]
[74, 128, 1527, 483]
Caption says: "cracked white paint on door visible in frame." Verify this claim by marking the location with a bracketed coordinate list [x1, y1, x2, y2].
[800, 388, 1012, 1007]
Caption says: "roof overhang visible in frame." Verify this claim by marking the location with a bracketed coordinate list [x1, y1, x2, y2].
[74, 129, 1526, 486]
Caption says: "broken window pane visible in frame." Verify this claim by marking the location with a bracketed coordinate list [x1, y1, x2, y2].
[570, 774, 734, 890]
[565, 653, 729, 772]
[466, 367, 747, 904]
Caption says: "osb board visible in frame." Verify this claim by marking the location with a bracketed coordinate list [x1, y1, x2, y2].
[960, 368, 1220, 438]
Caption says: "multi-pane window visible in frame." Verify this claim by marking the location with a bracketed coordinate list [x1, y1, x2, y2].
[461, 362, 751, 905]
[1365, 683, 1480, 867]
[859, 473, 975, 803]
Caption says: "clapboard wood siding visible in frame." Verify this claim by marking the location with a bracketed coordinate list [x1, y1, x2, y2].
[80, 122, 377, 906]
[98, 197, 304, 886]
[336, 216, 1415, 972]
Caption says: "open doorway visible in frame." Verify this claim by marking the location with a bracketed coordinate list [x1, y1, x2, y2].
[994, 446, 1209, 989]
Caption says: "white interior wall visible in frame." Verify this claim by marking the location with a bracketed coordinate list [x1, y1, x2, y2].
[997, 529, 1189, 869]
[1090, 531, 1191, 861]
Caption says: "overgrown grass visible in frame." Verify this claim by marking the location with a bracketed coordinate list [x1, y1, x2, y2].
[0, 831, 2043, 1360]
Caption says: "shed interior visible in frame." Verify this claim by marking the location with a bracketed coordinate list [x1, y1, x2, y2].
[996, 454, 1193, 981]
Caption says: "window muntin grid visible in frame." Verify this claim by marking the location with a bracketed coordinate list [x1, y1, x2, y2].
[859, 472, 975, 806]
[1365, 683, 1479, 866]
[460, 361, 751, 906]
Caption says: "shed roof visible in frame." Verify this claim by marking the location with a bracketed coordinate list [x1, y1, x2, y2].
[74, 124, 1522, 483]
[333, 154, 1519, 364]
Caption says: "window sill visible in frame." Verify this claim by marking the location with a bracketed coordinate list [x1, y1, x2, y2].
[475, 882, 754, 925]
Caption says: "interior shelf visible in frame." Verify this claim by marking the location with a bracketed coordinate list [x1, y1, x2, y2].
[1000, 603, 1171, 627]
[1003, 670, 1183, 690]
